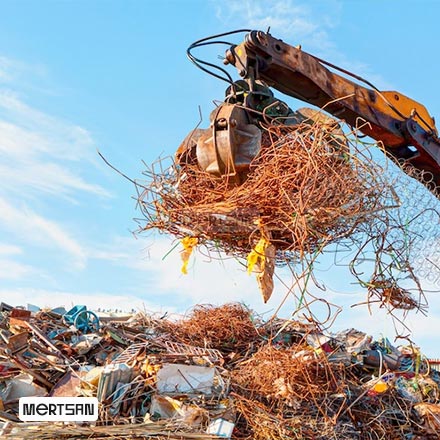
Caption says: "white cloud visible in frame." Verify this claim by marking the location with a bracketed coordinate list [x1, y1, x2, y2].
[0, 56, 48, 88]
[88, 235, 140, 264]
[0, 159, 109, 199]
[0, 244, 36, 281]
[0, 55, 115, 274]
[0, 243, 22, 256]
[0, 91, 110, 200]
[225, 1, 316, 35]
[0, 57, 13, 82]
[0, 57, 110, 202]
[214, 0, 339, 52]
[213, 0, 391, 89]
[0, 259, 34, 280]
[0, 91, 94, 161]
[0, 197, 86, 269]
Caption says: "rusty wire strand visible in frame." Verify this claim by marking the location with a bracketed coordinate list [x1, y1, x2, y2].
[134, 118, 439, 331]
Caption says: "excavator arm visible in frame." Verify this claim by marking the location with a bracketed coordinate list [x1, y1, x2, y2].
[220, 30, 440, 188]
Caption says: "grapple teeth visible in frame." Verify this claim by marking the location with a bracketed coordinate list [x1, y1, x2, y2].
[195, 103, 261, 184]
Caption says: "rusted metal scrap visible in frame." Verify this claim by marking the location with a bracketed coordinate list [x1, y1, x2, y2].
[0, 303, 439, 439]
[136, 119, 438, 313]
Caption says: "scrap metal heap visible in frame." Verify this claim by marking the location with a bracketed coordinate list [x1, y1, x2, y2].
[137, 118, 437, 309]
[150, 121, 384, 258]
[0, 302, 439, 439]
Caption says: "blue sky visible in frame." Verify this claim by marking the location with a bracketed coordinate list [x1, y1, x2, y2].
[0, 1, 439, 355]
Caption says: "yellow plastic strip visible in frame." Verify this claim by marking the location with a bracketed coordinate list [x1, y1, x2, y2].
[180, 237, 198, 274]
[247, 237, 270, 274]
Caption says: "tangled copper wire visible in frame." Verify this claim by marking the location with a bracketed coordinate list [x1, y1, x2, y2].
[158, 303, 263, 356]
[138, 121, 393, 260]
[127, 305, 439, 439]
[7, 303, 439, 439]
[135, 119, 439, 318]
[368, 276, 419, 310]
[231, 342, 427, 440]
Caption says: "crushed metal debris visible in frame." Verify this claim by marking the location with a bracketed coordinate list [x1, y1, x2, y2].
[0, 302, 439, 439]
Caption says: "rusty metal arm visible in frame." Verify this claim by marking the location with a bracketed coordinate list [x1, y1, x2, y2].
[224, 30, 440, 187]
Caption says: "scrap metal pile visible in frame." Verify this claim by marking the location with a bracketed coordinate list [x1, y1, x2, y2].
[136, 118, 436, 310]
[1, 302, 439, 439]
[138, 121, 392, 259]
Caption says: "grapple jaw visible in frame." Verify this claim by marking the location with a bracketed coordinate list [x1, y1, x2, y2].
[197, 103, 261, 179]
[177, 103, 261, 184]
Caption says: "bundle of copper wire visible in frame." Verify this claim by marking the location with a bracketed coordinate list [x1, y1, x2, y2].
[160, 303, 263, 356]
[138, 121, 393, 261]
[231, 342, 421, 440]
[136, 120, 434, 312]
